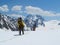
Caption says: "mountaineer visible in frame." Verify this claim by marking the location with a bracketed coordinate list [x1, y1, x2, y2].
[17, 17, 25, 35]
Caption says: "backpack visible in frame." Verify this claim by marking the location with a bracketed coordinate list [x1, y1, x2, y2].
[18, 20, 24, 28]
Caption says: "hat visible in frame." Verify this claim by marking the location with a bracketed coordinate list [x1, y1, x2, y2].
[18, 17, 22, 20]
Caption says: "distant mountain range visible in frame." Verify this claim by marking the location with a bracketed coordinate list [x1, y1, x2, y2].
[0, 13, 45, 31]
[24, 15, 45, 27]
[0, 13, 18, 31]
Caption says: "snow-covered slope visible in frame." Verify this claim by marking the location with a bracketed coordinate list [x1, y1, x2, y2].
[0, 24, 60, 45]
[0, 20, 60, 45]
[36, 20, 60, 31]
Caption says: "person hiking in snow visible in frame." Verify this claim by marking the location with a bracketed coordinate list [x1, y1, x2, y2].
[17, 17, 25, 35]
[32, 21, 37, 31]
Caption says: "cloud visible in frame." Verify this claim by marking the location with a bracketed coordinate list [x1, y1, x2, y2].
[0, 5, 9, 12]
[8, 14, 24, 18]
[25, 6, 60, 16]
[12, 5, 22, 11]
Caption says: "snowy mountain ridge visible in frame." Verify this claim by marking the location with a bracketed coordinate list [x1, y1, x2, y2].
[24, 15, 45, 28]
[0, 14, 18, 31]
[0, 13, 45, 31]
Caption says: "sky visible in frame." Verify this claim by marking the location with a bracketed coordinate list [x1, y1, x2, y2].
[0, 0, 60, 21]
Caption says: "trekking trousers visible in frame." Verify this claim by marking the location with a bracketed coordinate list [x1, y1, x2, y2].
[19, 28, 24, 35]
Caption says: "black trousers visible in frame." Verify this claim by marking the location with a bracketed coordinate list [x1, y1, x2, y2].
[19, 28, 24, 35]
